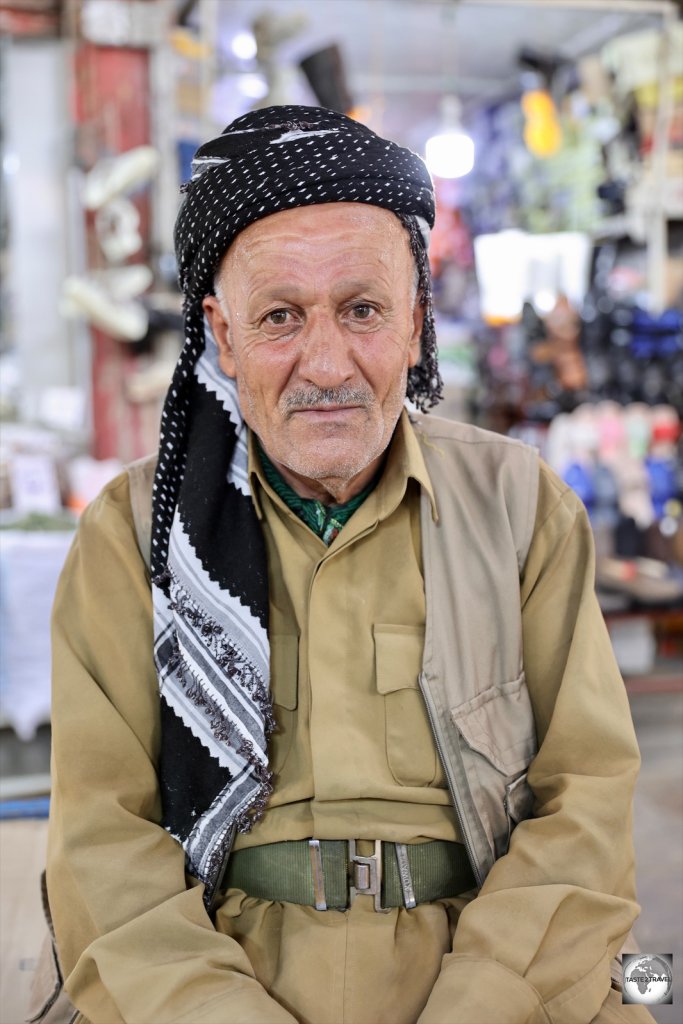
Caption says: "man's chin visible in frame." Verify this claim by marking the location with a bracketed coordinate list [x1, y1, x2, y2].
[283, 454, 371, 485]
[277, 439, 378, 484]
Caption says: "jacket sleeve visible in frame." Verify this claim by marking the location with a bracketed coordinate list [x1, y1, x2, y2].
[47, 474, 296, 1024]
[419, 465, 642, 1024]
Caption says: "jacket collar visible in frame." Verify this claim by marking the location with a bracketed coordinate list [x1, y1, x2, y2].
[247, 408, 437, 524]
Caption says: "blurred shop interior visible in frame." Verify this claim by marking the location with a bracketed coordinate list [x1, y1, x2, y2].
[1, 0, 683, 746]
[0, 0, 682, 996]
[2, 0, 683, 767]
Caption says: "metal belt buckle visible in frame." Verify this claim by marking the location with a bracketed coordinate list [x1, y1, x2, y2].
[348, 839, 390, 913]
[308, 839, 327, 911]
[394, 843, 417, 909]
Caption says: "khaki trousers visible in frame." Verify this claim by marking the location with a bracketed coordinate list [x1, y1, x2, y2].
[216, 889, 656, 1024]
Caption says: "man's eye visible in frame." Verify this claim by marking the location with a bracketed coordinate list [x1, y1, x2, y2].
[351, 304, 373, 320]
[265, 310, 290, 326]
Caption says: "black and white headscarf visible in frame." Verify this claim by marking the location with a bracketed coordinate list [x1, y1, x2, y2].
[152, 105, 439, 905]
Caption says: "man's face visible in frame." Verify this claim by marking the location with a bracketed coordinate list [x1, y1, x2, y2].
[203, 203, 423, 501]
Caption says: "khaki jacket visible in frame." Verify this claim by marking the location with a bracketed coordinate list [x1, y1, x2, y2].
[44, 414, 644, 1024]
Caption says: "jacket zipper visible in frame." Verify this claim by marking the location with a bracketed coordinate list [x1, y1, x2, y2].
[419, 671, 485, 889]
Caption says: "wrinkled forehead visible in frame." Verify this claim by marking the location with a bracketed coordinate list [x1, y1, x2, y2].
[230, 203, 404, 256]
[214, 203, 418, 293]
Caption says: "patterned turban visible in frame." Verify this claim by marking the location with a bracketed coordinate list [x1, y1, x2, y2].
[174, 104, 442, 412]
[175, 105, 434, 294]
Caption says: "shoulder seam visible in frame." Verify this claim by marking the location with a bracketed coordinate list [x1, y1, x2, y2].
[536, 466, 582, 533]
[92, 471, 131, 506]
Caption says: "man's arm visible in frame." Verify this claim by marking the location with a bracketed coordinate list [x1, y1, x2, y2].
[47, 473, 296, 1024]
[419, 466, 642, 1024]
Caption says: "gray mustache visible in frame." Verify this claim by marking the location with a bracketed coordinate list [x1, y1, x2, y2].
[283, 386, 373, 411]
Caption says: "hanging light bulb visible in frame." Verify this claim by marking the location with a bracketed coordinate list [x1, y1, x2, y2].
[425, 96, 474, 179]
[231, 31, 257, 61]
[425, 131, 474, 179]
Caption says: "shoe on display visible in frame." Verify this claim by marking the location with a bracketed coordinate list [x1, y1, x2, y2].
[597, 555, 683, 606]
[83, 145, 160, 211]
[596, 400, 626, 465]
[61, 276, 149, 341]
[95, 198, 143, 263]
[563, 461, 595, 512]
[90, 265, 153, 301]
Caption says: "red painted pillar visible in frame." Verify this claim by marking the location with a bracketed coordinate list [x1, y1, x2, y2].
[72, 42, 153, 461]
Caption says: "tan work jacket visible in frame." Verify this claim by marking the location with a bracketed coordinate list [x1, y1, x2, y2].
[46, 413, 643, 1024]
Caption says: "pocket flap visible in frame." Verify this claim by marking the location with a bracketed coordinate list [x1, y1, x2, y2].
[373, 624, 425, 694]
[505, 772, 534, 824]
[270, 634, 298, 710]
[450, 672, 537, 776]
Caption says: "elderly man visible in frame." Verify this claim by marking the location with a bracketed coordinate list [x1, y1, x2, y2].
[47, 107, 652, 1024]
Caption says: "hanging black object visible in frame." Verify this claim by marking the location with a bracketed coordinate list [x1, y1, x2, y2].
[517, 46, 566, 88]
[299, 44, 353, 114]
[175, 0, 199, 28]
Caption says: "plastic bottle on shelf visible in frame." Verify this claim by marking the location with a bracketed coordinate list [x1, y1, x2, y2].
[646, 406, 680, 520]
[561, 405, 599, 515]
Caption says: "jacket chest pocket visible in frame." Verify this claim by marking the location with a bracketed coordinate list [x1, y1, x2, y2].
[374, 624, 443, 788]
[450, 672, 537, 855]
[449, 672, 537, 778]
[268, 634, 298, 776]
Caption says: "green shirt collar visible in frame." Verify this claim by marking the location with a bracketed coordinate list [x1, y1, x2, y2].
[256, 442, 379, 545]
[248, 410, 438, 530]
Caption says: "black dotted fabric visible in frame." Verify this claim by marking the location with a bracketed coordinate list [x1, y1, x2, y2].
[176, 106, 434, 300]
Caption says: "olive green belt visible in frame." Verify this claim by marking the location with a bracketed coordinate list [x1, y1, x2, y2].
[224, 839, 476, 912]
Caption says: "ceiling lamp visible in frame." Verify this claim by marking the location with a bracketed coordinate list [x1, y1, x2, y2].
[425, 97, 474, 179]
[231, 30, 257, 61]
[237, 73, 268, 100]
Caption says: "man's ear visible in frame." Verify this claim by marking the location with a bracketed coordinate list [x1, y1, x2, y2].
[408, 292, 424, 368]
[202, 295, 237, 378]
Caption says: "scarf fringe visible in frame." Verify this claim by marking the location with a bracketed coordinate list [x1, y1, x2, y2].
[165, 572, 276, 739]
[159, 566, 276, 835]
[166, 602, 275, 835]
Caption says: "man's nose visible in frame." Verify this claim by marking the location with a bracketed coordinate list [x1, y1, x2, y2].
[297, 313, 355, 387]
